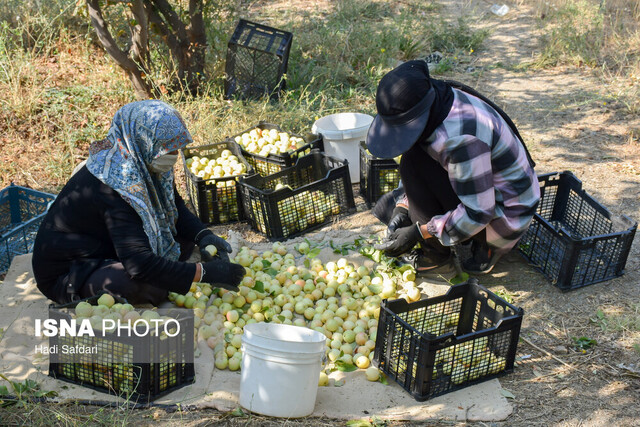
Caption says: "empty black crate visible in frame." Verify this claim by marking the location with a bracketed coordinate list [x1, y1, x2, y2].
[518, 171, 637, 291]
[373, 279, 523, 401]
[48, 295, 195, 403]
[238, 150, 355, 239]
[1, 184, 55, 274]
[231, 122, 323, 176]
[181, 141, 254, 225]
[225, 19, 293, 99]
[359, 142, 401, 207]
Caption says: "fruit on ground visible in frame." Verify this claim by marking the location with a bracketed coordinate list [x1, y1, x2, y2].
[365, 367, 380, 382]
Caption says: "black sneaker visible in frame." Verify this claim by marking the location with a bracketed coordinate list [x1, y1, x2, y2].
[462, 241, 502, 274]
[399, 246, 452, 272]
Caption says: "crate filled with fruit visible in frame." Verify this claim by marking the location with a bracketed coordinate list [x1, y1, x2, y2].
[373, 279, 523, 401]
[359, 142, 401, 207]
[47, 293, 194, 402]
[232, 122, 323, 176]
[181, 141, 254, 224]
[238, 150, 355, 239]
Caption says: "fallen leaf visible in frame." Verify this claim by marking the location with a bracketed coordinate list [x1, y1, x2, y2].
[500, 389, 516, 399]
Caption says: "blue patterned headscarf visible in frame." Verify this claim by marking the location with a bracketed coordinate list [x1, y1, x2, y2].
[86, 100, 192, 261]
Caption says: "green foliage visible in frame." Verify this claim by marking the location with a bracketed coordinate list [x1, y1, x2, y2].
[276, 0, 488, 99]
[0, 375, 57, 407]
[334, 359, 358, 372]
[494, 288, 514, 304]
[571, 336, 597, 352]
[591, 305, 640, 333]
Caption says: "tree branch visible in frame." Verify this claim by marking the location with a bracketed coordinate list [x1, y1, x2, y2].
[86, 0, 136, 70]
[129, 0, 150, 70]
[150, 0, 189, 43]
[86, 0, 153, 98]
[187, 0, 205, 40]
[146, 4, 184, 72]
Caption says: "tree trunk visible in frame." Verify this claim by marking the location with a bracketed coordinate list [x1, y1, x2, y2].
[149, 0, 207, 94]
[87, 0, 208, 97]
[186, 0, 207, 92]
[86, 0, 154, 99]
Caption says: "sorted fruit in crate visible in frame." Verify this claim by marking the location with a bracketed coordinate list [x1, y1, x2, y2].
[374, 281, 523, 401]
[49, 295, 192, 400]
[359, 144, 402, 207]
[186, 150, 248, 180]
[378, 170, 400, 194]
[181, 142, 252, 225]
[272, 189, 341, 238]
[366, 148, 401, 166]
[239, 151, 354, 239]
[235, 127, 307, 157]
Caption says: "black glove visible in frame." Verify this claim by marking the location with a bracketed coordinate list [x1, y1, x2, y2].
[375, 223, 424, 258]
[387, 206, 411, 235]
[201, 260, 245, 292]
[195, 229, 231, 262]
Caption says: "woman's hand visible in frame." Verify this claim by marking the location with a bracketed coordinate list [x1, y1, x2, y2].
[200, 260, 245, 292]
[387, 205, 412, 235]
[375, 223, 425, 257]
[196, 229, 232, 262]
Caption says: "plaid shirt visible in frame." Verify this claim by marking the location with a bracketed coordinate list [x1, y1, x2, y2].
[401, 88, 540, 252]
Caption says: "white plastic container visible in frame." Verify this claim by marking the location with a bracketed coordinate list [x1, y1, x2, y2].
[239, 323, 326, 418]
[312, 113, 374, 184]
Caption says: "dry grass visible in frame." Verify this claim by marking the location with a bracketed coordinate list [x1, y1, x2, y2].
[519, 0, 640, 111]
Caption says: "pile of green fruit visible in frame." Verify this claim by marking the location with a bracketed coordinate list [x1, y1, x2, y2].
[234, 128, 307, 158]
[169, 241, 447, 385]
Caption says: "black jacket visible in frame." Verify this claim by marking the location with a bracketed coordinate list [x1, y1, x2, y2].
[32, 166, 202, 300]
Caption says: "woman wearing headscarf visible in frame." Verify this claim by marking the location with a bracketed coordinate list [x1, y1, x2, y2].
[368, 60, 540, 274]
[32, 100, 245, 305]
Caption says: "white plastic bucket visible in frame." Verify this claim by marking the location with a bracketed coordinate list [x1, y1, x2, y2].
[239, 323, 326, 418]
[312, 113, 374, 184]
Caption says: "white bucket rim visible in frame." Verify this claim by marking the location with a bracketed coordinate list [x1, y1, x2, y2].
[241, 342, 325, 363]
[311, 113, 374, 141]
[242, 323, 326, 350]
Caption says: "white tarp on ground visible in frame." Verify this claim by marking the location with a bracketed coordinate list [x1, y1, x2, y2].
[0, 224, 513, 422]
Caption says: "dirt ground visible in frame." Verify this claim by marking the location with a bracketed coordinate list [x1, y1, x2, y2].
[1, 0, 639, 426]
[213, 1, 640, 426]
[395, 1, 640, 425]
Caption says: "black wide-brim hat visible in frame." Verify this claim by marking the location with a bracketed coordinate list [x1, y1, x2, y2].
[366, 60, 434, 159]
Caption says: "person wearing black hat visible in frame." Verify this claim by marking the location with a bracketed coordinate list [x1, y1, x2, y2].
[368, 60, 540, 274]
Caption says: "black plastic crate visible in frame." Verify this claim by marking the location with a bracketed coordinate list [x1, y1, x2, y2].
[373, 279, 523, 401]
[231, 122, 323, 176]
[48, 294, 195, 403]
[238, 150, 355, 239]
[180, 141, 254, 225]
[1, 184, 55, 274]
[225, 19, 293, 99]
[518, 171, 637, 291]
[359, 142, 401, 207]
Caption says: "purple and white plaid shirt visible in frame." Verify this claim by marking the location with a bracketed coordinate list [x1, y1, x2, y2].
[403, 88, 540, 252]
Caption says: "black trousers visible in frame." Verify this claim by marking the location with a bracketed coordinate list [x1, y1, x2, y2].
[373, 143, 484, 254]
[50, 238, 195, 306]
[399, 143, 460, 225]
